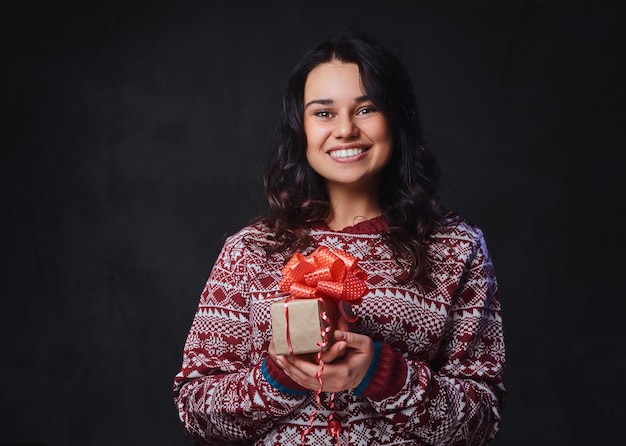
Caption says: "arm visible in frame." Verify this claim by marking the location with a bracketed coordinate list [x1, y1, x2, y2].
[268, 228, 505, 445]
[172, 236, 310, 444]
[362, 229, 506, 445]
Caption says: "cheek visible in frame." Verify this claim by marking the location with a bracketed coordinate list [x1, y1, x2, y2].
[376, 123, 394, 164]
[303, 120, 316, 147]
[380, 121, 394, 150]
[379, 120, 393, 142]
[304, 134, 318, 164]
[304, 123, 328, 151]
[366, 119, 393, 147]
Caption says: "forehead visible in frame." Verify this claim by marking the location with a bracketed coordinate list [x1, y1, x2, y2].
[304, 61, 363, 100]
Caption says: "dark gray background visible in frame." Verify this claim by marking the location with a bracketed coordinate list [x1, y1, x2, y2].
[1, 1, 624, 445]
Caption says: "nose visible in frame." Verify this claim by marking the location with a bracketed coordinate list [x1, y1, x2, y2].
[333, 114, 358, 139]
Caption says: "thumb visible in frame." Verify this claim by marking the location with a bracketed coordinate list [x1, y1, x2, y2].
[334, 330, 373, 355]
[334, 330, 362, 347]
[336, 315, 352, 332]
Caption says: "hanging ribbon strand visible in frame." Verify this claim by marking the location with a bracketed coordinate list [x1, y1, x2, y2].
[276, 246, 369, 446]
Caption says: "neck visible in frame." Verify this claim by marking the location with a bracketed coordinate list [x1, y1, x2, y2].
[325, 182, 382, 231]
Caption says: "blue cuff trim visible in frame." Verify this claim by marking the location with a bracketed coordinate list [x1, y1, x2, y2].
[261, 358, 308, 396]
[353, 342, 382, 397]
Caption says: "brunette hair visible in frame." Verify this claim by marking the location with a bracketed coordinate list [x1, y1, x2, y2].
[259, 30, 444, 281]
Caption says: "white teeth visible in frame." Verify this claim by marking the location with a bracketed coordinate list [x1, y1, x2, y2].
[329, 148, 365, 158]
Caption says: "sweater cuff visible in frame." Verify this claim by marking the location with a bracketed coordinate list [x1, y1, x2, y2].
[261, 357, 308, 395]
[354, 342, 407, 401]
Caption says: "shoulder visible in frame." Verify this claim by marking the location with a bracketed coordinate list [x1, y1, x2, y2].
[219, 221, 289, 264]
[221, 221, 270, 253]
[428, 215, 490, 264]
[431, 215, 485, 243]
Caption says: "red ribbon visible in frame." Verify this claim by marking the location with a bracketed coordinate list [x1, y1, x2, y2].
[278, 246, 369, 445]
[278, 246, 368, 304]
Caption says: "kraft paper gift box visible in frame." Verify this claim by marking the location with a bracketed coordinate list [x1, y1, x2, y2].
[270, 296, 338, 356]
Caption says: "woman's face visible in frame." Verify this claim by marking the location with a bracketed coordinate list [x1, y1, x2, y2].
[303, 61, 393, 191]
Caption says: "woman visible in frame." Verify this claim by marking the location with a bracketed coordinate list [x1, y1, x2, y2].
[173, 30, 506, 446]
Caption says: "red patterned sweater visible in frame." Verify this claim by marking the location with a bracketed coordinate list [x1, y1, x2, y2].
[173, 216, 506, 445]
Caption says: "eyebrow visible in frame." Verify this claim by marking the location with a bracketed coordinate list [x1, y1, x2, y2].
[304, 95, 370, 109]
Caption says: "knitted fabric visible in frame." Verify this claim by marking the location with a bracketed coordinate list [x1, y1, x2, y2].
[173, 216, 506, 445]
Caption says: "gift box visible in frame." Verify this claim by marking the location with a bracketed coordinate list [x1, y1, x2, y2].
[270, 246, 368, 357]
[270, 296, 337, 356]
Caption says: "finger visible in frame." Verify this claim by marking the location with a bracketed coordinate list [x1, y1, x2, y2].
[333, 330, 352, 345]
[319, 341, 347, 363]
[334, 330, 373, 352]
[286, 354, 323, 375]
[282, 357, 324, 389]
[336, 316, 351, 332]
[268, 340, 276, 359]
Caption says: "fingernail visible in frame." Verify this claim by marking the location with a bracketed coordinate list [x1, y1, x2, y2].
[335, 330, 345, 340]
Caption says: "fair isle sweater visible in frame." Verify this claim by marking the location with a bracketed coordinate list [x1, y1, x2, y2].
[173, 216, 506, 445]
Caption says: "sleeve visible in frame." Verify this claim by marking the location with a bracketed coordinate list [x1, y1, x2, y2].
[172, 235, 310, 445]
[355, 228, 506, 445]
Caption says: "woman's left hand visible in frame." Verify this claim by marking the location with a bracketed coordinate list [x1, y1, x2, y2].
[273, 330, 375, 393]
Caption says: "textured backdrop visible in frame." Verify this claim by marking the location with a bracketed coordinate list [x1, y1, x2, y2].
[1, 1, 624, 445]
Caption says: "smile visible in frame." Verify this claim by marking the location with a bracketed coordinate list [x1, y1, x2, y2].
[328, 147, 367, 159]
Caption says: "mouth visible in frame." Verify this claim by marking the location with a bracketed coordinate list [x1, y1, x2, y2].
[327, 145, 369, 159]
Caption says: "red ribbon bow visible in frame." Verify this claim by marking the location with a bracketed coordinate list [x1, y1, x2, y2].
[278, 246, 368, 304]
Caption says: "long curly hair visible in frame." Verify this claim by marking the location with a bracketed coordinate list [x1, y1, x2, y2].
[258, 30, 445, 281]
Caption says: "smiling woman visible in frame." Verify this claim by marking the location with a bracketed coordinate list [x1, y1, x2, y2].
[303, 61, 394, 229]
[172, 30, 506, 446]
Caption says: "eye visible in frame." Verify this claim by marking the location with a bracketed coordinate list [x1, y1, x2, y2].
[356, 106, 377, 116]
[313, 110, 333, 119]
